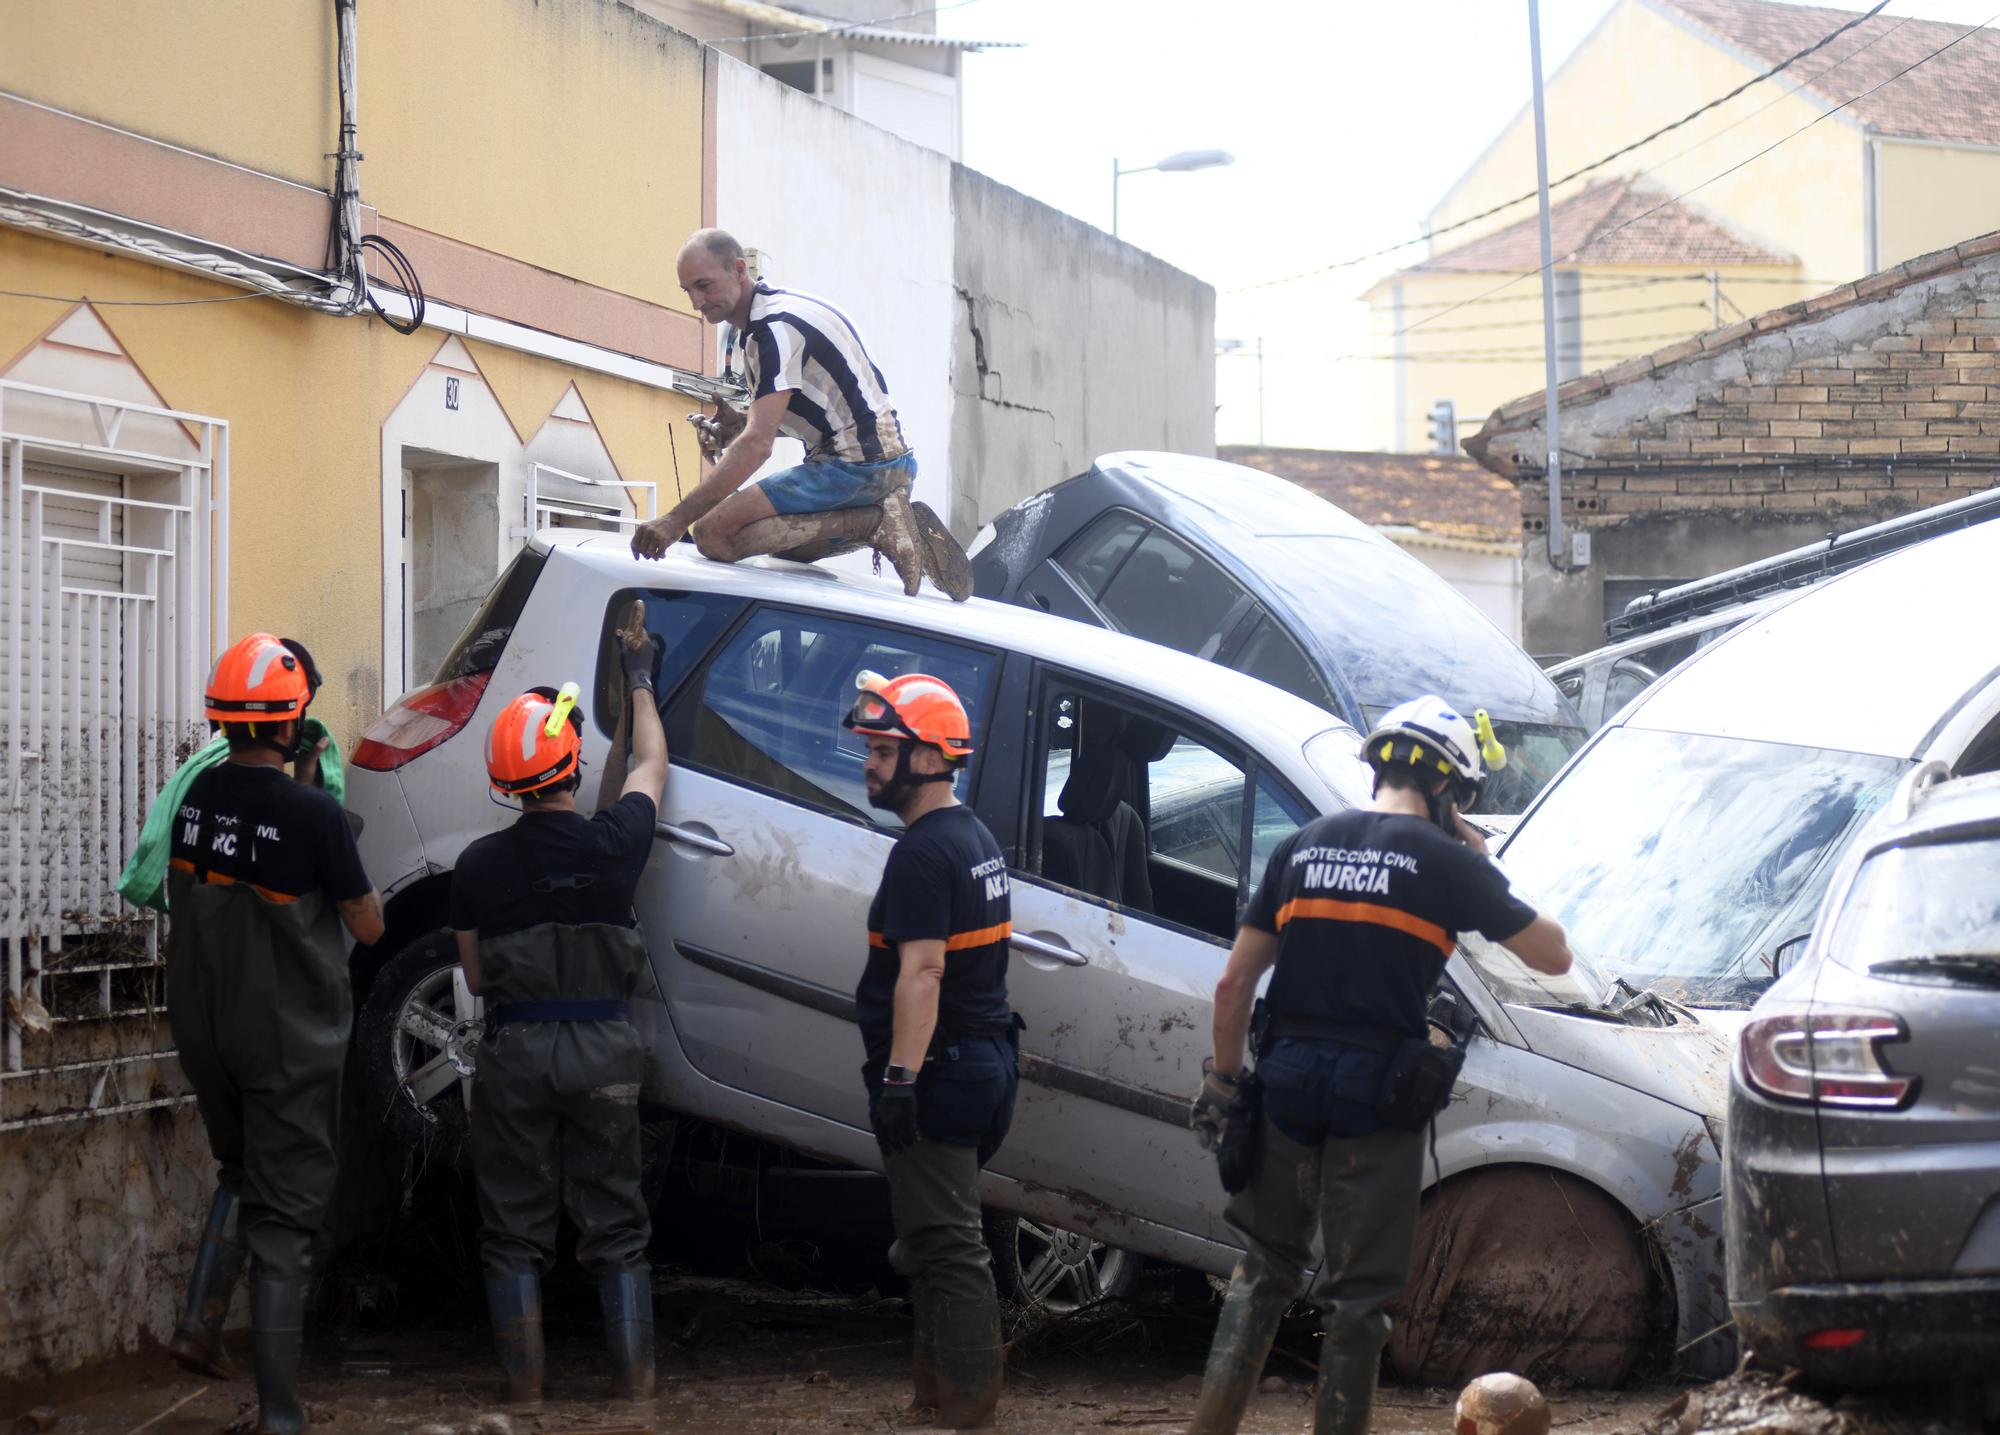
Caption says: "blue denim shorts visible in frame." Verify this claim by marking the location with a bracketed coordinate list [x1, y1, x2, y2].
[757, 451, 915, 515]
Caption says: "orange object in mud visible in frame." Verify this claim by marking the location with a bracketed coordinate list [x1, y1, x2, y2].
[485, 682, 583, 795]
[205, 632, 314, 722]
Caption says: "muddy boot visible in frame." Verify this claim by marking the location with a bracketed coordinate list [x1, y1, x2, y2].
[1311, 1350, 1379, 1435]
[910, 501, 973, 602]
[249, 1277, 309, 1435]
[598, 1268, 656, 1401]
[869, 487, 928, 596]
[931, 1294, 1002, 1429]
[170, 1188, 246, 1379]
[906, 1276, 939, 1416]
[1185, 1267, 1295, 1434]
[484, 1272, 545, 1406]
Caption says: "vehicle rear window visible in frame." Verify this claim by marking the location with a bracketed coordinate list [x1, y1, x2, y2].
[1830, 839, 2000, 974]
[432, 548, 545, 684]
[592, 589, 746, 735]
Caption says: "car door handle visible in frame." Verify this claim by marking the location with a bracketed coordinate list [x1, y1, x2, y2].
[655, 822, 735, 857]
[1012, 931, 1088, 967]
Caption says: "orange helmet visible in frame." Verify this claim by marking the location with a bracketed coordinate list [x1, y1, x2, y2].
[206, 632, 318, 723]
[844, 671, 973, 759]
[486, 682, 584, 795]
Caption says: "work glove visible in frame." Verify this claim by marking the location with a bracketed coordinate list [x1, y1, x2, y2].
[1190, 1059, 1240, 1152]
[873, 1080, 920, 1161]
[615, 599, 663, 691]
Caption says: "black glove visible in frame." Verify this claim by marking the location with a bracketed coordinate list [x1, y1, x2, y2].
[873, 1080, 920, 1160]
[620, 632, 661, 691]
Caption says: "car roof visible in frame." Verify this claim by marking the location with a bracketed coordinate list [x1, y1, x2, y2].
[1619, 518, 2000, 758]
[1543, 594, 1784, 679]
[536, 530, 1356, 763]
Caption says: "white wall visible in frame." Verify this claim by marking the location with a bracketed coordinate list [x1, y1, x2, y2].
[1393, 541, 1522, 645]
[714, 54, 958, 520]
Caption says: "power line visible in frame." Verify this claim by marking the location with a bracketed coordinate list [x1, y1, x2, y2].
[1380, 300, 1708, 336]
[1227, 0, 1891, 294]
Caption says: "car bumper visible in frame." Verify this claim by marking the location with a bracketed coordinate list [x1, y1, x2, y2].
[1658, 1192, 1736, 1377]
[1733, 1277, 2000, 1385]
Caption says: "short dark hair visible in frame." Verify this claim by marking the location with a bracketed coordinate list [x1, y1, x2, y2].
[1371, 762, 1445, 797]
[222, 720, 292, 753]
[684, 227, 744, 266]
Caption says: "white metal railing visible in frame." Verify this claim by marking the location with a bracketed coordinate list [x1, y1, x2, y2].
[0, 379, 228, 1128]
[515, 460, 655, 538]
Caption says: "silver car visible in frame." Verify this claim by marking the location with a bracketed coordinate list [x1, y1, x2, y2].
[343, 531, 1735, 1381]
[1726, 763, 2000, 1391]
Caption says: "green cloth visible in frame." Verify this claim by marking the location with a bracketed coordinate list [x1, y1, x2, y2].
[119, 718, 346, 914]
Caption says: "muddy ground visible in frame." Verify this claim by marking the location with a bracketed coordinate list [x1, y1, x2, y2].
[6, 1269, 1979, 1435]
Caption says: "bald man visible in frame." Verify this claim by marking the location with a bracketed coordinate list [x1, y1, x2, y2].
[631, 229, 970, 601]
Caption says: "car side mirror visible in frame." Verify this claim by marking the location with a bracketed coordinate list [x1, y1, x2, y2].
[1770, 932, 1811, 977]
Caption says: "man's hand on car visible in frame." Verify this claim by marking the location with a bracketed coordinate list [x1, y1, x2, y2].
[873, 1078, 920, 1160]
[631, 513, 689, 561]
[1190, 1058, 1240, 1152]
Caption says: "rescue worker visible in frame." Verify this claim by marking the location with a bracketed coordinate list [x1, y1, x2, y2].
[845, 672, 1018, 1428]
[163, 633, 385, 1435]
[630, 228, 971, 600]
[1186, 697, 1574, 1435]
[450, 601, 669, 1405]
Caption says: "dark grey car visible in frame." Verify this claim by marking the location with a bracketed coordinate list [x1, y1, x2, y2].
[1726, 761, 2000, 1390]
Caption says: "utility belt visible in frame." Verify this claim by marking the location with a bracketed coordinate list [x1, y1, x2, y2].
[923, 1011, 1024, 1061]
[489, 999, 629, 1027]
[1251, 1001, 1466, 1133]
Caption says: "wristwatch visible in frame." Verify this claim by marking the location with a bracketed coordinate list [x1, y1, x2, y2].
[883, 1063, 918, 1086]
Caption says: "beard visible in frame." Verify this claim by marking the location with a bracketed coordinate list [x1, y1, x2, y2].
[867, 775, 916, 813]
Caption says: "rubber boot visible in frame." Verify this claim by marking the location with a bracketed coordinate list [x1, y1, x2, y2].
[249, 1277, 309, 1435]
[870, 487, 928, 596]
[909, 500, 973, 602]
[169, 1188, 246, 1379]
[598, 1268, 656, 1402]
[906, 1275, 939, 1416]
[1185, 1266, 1296, 1435]
[1311, 1350, 1380, 1435]
[484, 1272, 545, 1406]
[931, 1294, 1002, 1429]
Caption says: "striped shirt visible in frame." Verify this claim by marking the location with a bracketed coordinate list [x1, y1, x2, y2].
[724, 283, 908, 464]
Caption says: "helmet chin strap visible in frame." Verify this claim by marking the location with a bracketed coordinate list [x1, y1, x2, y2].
[869, 741, 955, 812]
[245, 712, 310, 763]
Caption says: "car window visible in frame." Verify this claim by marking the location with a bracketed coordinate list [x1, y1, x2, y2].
[1232, 614, 1336, 712]
[1554, 670, 1586, 705]
[1828, 838, 2000, 973]
[1031, 685, 1255, 941]
[1095, 528, 1251, 661]
[1247, 769, 1310, 887]
[1054, 510, 1148, 598]
[592, 588, 745, 735]
[1602, 659, 1657, 723]
[681, 607, 996, 830]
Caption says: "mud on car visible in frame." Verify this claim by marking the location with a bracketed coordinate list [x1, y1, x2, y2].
[342, 531, 1736, 1383]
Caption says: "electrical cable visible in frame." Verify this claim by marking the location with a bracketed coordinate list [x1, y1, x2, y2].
[1323, 10, 2000, 371]
[1379, 300, 1709, 336]
[357, 232, 425, 334]
[1229, 0, 1892, 294]
[0, 286, 277, 307]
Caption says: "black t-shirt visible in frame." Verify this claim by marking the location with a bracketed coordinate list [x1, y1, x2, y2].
[1245, 810, 1536, 1040]
[449, 793, 656, 940]
[170, 761, 372, 901]
[856, 804, 1012, 1068]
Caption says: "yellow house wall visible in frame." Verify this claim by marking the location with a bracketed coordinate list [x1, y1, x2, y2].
[1428, 0, 1865, 284]
[0, 230, 705, 745]
[1876, 141, 2000, 270]
[0, 0, 704, 316]
[1375, 262, 1809, 451]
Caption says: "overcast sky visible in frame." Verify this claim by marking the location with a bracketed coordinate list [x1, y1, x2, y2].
[941, 0, 2000, 452]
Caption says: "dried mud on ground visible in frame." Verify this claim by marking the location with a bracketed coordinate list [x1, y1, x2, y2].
[3, 1274, 1980, 1435]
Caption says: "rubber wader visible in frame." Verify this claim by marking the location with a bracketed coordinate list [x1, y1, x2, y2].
[170, 1187, 247, 1378]
[886, 1141, 1003, 1428]
[469, 924, 655, 1398]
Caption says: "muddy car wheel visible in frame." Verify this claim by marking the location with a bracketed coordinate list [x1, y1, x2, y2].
[356, 929, 482, 1168]
[985, 1212, 1141, 1315]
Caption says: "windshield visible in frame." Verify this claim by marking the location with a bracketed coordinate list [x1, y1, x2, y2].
[1829, 838, 2000, 974]
[1486, 727, 1904, 1008]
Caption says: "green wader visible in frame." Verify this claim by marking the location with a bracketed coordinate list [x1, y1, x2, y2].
[470, 923, 654, 1401]
[1188, 1116, 1425, 1435]
[886, 1141, 1003, 1428]
[165, 870, 352, 1435]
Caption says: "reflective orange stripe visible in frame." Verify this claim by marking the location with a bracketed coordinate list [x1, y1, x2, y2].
[1273, 897, 1450, 957]
[169, 856, 299, 905]
[869, 922, 1013, 953]
[946, 921, 1012, 952]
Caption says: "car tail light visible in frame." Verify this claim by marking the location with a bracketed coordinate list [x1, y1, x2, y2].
[1738, 1007, 1917, 1109]
[1803, 1327, 1866, 1351]
[351, 672, 492, 772]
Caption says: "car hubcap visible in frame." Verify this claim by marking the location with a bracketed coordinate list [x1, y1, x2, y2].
[1010, 1218, 1133, 1314]
[390, 963, 482, 1122]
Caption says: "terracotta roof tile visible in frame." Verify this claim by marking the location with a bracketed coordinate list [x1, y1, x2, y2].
[1659, 0, 2000, 147]
[1398, 176, 1793, 275]
[1220, 446, 1519, 544]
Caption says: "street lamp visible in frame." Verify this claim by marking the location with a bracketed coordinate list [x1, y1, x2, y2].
[1216, 336, 1265, 446]
[1112, 149, 1235, 238]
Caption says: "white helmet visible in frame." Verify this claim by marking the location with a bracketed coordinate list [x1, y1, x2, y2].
[1361, 695, 1507, 802]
